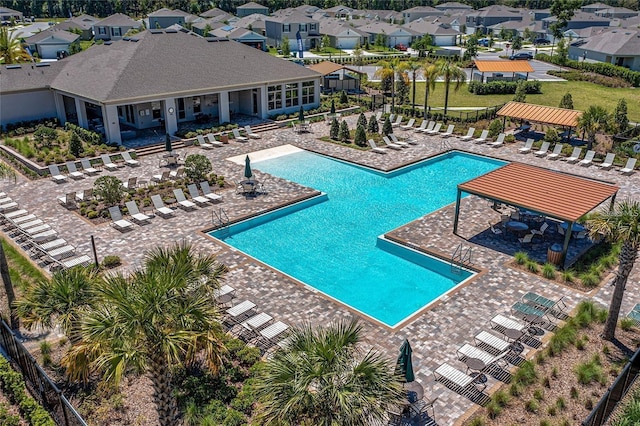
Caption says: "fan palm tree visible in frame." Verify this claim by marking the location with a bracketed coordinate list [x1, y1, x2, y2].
[587, 200, 640, 341]
[255, 318, 404, 426]
[375, 57, 403, 113]
[422, 62, 439, 119]
[435, 59, 466, 115]
[0, 27, 30, 64]
[61, 242, 228, 426]
[577, 105, 610, 150]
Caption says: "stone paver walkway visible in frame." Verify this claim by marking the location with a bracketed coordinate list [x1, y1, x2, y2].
[2, 114, 639, 426]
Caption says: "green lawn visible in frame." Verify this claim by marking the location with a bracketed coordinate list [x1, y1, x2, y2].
[412, 81, 640, 121]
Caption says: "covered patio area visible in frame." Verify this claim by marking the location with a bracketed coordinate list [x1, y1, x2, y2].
[496, 102, 583, 142]
[453, 162, 619, 268]
[472, 60, 534, 83]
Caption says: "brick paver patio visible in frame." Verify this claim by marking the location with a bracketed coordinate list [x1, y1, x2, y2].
[2, 114, 639, 425]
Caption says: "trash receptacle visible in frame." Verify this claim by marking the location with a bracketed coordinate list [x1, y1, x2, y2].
[219, 133, 228, 144]
[547, 243, 563, 265]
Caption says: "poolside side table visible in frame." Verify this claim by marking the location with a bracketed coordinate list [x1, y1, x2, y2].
[503, 328, 524, 353]
[225, 300, 256, 324]
[523, 314, 546, 336]
[465, 357, 488, 384]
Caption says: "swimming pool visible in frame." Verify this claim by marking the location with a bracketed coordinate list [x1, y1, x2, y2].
[211, 150, 505, 327]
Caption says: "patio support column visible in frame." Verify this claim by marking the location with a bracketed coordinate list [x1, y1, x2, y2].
[102, 104, 122, 145]
[53, 92, 66, 124]
[314, 79, 321, 107]
[560, 222, 573, 269]
[219, 91, 230, 123]
[453, 188, 462, 235]
[164, 98, 178, 135]
[75, 98, 87, 129]
[260, 86, 268, 119]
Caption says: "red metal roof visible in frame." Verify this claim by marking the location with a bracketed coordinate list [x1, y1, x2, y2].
[459, 162, 618, 222]
[497, 102, 582, 127]
[474, 60, 534, 73]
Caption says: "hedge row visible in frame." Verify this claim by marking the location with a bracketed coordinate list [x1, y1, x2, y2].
[0, 356, 55, 426]
[536, 53, 640, 87]
[64, 122, 103, 145]
[546, 70, 632, 88]
[468, 80, 542, 95]
[2, 118, 59, 135]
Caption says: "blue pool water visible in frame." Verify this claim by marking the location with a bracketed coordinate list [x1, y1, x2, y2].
[212, 151, 505, 327]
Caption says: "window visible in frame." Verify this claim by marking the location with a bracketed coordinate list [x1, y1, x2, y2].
[282, 24, 290, 33]
[98, 27, 106, 35]
[299, 24, 307, 32]
[285, 83, 299, 107]
[193, 97, 201, 113]
[268, 85, 282, 110]
[152, 101, 162, 119]
[302, 81, 315, 104]
[111, 27, 121, 37]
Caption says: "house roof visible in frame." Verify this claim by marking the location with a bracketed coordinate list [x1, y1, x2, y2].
[0, 62, 66, 94]
[210, 26, 266, 41]
[95, 13, 139, 27]
[403, 20, 460, 35]
[200, 8, 230, 18]
[237, 2, 268, 10]
[458, 162, 618, 222]
[582, 2, 610, 10]
[24, 28, 80, 44]
[434, 2, 473, 10]
[543, 11, 611, 23]
[0, 7, 22, 16]
[355, 21, 419, 36]
[307, 61, 363, 75]
[234, 14, 267, 30]
[148, 8, 190, 17]
[266, 12, 318, 24]
[577, 29, 640, 56]
[49, 29, 320, 104]
[474, 60, 533, 73]
[54, 14, 99, 31]
[474, 5, 523, 18]
[497, 102, 582, 127]
[319, 21, 368, 37]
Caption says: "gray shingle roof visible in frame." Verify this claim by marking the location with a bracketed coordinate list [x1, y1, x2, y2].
[580, 28, 640, 55]
[50, 29, 320, 103]
[237, 2, 268, 10]
[24, 28, 80, 43]
[0, 62, 65, 94]
[95, 13, 139, 28]
[148, 8, 190, 17]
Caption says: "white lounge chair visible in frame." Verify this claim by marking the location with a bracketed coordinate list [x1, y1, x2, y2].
[456, 344, 510, 370]
[534, 141, 550, 157]
[232, 128, 249, 142]
[415, 121, 431, 133]
[440, 124, 455, 138]
[173, 189, 197, 210]
[150, 195, 175, 218]
[382, 136, 402, 150]
[546, 143, 563, 160]
[100, 154, 119, 171]
[169, 168, 184, 180]
[367, 139, 387, 154]
[200, 181, 223, 202]
[385, 135, 408, 148]
[188, 184, 213, 206]
[565, 147, 582, 163]
[473, 129, 489, 144]
[599, 153, 615, 170]
[426, 123, 442, 135]
[391, 115, 403, 128]
[518, 138, 534, 154]
[579, 150, 596, 166]
[124, 201, 152, 224]
[108, 206, 134, 231]
[123, 177, 137, 190]
[474, 331, 511, 355]
[48, 165, 67, 183]
[460, 127, 475, 141]
[57, 192, 76, 209]
[244, 125, 261, 139]
[121, 151, 139, 167]
[620, 158, 637, 175]
[489, 133, 505, 148]
[206, 133, 224, 147]
[400, 118, 415, 130]
[196, 134, 210, 149]
[80, 159, 99, 175]
[490, 314, 526, 333]
[434, 362, 486, 393]
[65, 162, 84, 179]
[151, 170, 170, 183]
[390, 134, 414, 147]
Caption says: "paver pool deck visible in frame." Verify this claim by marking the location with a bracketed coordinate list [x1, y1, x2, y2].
[2, 115, 639, 425]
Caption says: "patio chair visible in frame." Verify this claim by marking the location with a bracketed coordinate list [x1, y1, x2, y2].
[65, 161, 84, 179]
[533, 141, 550, 157]
[518, 233, 534, 245]
[367, 139, 387, 154]
[382, 136, 403, 150]
[546, 143, 564, 160]
[232, 128, 249, 142]
[255, 321, 289, 350]
[391, 115, 403, 128]
[440, 124, 455, 138]
[213, 284, 236, 306]
[200, 181, 223, 202]
[579, 150, 596, 166]
[489, 133, 505, 148]
[124, 201, 152, 224]
[188, 184, 213, 206]
[392, 133, 417, 146]
[434, 362, 486, 393]
[80, 159, 99, 175]
[456, 343, 510, 370]
[196, 134, 210, 149]
[521, 292, 567, 317]
[48, 165, 67, 183]
[244, 125, 261, 139]
[57, 192, 76, 209]
[416, 121, 433, 133]
[169, 168, 184, 180]
[599, 153, 615, 170]
[123, 177, 137, 189]
[100, 154, 119, 171]
[565, 147, 582, 163]
[400, 118, 415, 130]
[489, 222, 503, 235]
[426, 123, 442, 135]
[121, 151, 140, 167]
[556, 222, 565, 235]
[204, 133, 223, 148]
[518, 138, 534, 154]
[385, 135, 408, 148]
[620, 158, 637, 175]
[474, 331, 511, 355]
[375, 111, 383, 122]
[460, 127, 475, 141]
[173, 189, 197, 210]
[530, 222, 548, 240]
[473, 129, 489, 144]
[108, 206, 134, 231]
[150, 195, 175, 218]
[151, 170, 170, 183]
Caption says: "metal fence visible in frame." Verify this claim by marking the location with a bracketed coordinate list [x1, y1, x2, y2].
[583, 346, 640, 426]
[0, 320, 88, 426]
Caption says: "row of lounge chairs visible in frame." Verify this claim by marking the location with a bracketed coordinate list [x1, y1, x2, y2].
[48, 153, 139, 183]
[0, 193, 91, 270]
[195, 127, 261, 148]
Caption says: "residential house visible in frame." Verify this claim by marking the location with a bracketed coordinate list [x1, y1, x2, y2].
[488, 15, 533, 38]
[0, 29, 321, 144]
[319, 21, 367, 49]
[199, 8, 233, 21]
[24, 29, 80, 59]
[265, 13, 321, 51]
[324, 5, 354, 20]
[308, 61, 364, 93]
[466, 5, 523, 34]
[147, 8, 201, 29]
[53, 14, 99, 40]
[434, 2, 473, 12]
[568, 28, 640, 71]
[236, 2, 269, 17]
[403, 19, 459, 46]
[191, 19, 223, 36]
[580, 2, 610, 13]
[401, 6, 444, 24]
[93, 13, 140, 41]
[353, 9, 403, 23]
[542, 11, 611, 33]
[9, 22, 51, 38]
[234, 14, 268, 36]
[563, 26, 612, 40]
[533, 9, 551, 21]
[593, 7, 638, 19]
[355, 21, 418, 47]
[0, 7, 22, 23]
[210, 25, 267, 50]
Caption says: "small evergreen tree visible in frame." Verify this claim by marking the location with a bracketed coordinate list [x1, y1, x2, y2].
[513, 81, 526, 103]
[368, 115, 379, 134]
[330, 118, 340, 140]
[382, 117, 393, 135]
[339, 121, 350, 142]
[69, 131, 83, 157]
[281, 37, 290, 56]
[395, 78, 409, 105]
[488, 119, 503, 138]
[354, 125, 367, 147]
[330, 99, 336, 114]
[614, 98, 629, 134]
[357, 112, 367, 129]
[340, 91, 348, 104]
[559, 92, 574, 109]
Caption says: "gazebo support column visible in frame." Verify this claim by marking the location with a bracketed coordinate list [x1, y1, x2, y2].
[453, 189, 462, 235]
[560, 222, 573, 269]
[609, 193, 617, 211]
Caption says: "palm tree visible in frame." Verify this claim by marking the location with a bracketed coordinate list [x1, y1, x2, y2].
[0, 27, 30, 64]
[375, 57, 403, 113]
[435, 59, 466, 115]
[0, 162, 17, 329]
[577, 105, 610, 150]
[61, 242, 228, 426]
[422, 62, 439, 119]
[255, 319, 404, 426]
[587, 201, 640, 341]
[402, 59, 422, 116]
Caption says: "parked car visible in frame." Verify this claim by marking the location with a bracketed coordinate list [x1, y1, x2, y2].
[510, 52, 533, 60]
[533, 38, 550, 45]
[478, 38, 490, 47]
[394, 43, 408, 51]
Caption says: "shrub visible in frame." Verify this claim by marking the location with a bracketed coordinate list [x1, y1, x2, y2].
[559, 92, 574, 109]
[514, 251, 528, 265]
[536, 53, 640, 86]
[339, 121, 350, 142]
[525, 399, 539, 413]
[570, 386, 579, 399]
[102, 255, 121, 269]
[542, 263, 556, 279]
[468, 80, 542, 95]
[486, 401, 502, 419]
[561, 270, 575, 283]
[575, 355, 605, 385]
[382, 117, 392, 135]
[546, 69, 632, 88]
[469, 418, 485, 426]
[33, 126, 58, 148]
[556, 397, 566, 410]
[547, 406, 557, 416]
[620, 317, 636, 331]
[533, 389, 544, 401]
[548, 323, 577, 356]
[354, 125, 367, 147]
[513, 80, 527, 102]
[492, 390, 510, 407]
[488, 119, 503, 138]
[93, 175, 124, 206]
[69, 131, 83, 157]
[330, 118, 339, 139]
[580, 272, 599, 288]
[509, 382, 523, 396]
[544, 127, 560, 144]
[367, 115, 379, 133]
[526, 260, 539, 273]
[513, 361, 537, 386]
[184, 154, 213, 182]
